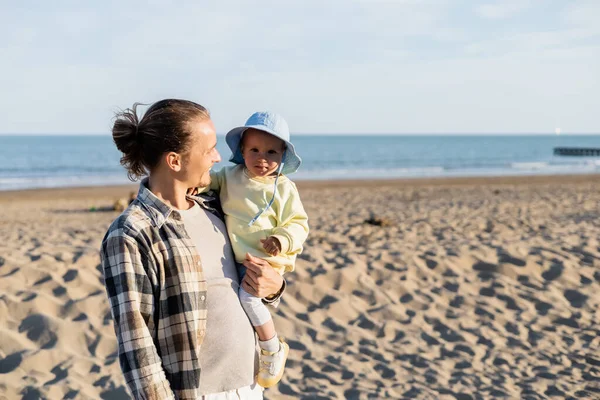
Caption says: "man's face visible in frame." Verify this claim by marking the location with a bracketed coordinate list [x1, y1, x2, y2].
[242, 129, 285, 178]
[181, 118, 221, 187]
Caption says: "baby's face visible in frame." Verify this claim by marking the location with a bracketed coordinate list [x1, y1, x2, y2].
[241, 129, 285, 178]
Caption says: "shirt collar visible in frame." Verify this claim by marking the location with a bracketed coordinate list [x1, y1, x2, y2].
[136, 177, 208, 228]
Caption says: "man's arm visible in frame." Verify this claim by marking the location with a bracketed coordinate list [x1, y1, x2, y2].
[242, 253, 286, 307]
[263, 279, 286, 307]
[101, 234, 175, 400]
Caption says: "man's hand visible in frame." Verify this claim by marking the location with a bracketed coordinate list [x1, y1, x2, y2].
[261, 236, 281, 256]
[242, 253, 283, 299]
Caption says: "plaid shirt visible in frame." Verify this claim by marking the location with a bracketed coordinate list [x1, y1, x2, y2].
[101, 179, 282, 399]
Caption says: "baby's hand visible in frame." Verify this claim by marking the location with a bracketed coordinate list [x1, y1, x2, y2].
[261, 236, 281, 256]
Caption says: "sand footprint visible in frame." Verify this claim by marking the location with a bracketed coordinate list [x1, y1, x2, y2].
[45, 361, 70, 386]
[62, 269, 78, 283]
[542, 261, 564, 282]
[0, 351, 26, 374]
[18, 314, 58, 350]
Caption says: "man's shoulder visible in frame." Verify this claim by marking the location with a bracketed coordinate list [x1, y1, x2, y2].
[102, 201, 154, 245]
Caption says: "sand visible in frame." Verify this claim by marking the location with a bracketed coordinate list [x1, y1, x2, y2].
[1, 175, 599, 399]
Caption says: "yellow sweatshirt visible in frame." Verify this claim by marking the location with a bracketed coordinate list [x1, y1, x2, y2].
[204, 165, 309, 275]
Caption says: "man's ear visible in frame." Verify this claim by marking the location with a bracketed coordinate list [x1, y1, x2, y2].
[165, 152, 183, 172]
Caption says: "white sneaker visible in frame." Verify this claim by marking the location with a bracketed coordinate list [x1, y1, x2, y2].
[256, 337, 289, 388]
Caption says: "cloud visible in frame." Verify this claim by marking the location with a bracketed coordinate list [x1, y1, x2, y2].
[466, 0, 600, 58]
[475, 1, 533, 19]
[564, 0, 600, 32]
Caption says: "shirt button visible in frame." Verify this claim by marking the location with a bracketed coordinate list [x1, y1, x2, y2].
[200, 295, 206, 301]
[199, 330, 205, 337]
[197, 260, 202, 266]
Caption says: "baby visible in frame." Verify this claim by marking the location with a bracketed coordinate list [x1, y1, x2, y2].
[199, 111, 309, 388]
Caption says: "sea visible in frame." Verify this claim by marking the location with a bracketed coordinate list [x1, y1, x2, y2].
[1, 134, 600, 191]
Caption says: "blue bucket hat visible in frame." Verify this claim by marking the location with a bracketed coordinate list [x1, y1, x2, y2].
[225, 111, 302, 175]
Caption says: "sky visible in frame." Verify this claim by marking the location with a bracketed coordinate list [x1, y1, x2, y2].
[0, 0, 598, 135]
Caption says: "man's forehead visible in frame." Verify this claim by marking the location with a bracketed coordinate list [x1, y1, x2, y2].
[188, 119, 216, 139]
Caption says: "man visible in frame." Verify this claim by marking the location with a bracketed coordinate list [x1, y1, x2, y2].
[101, 99, 285, 399]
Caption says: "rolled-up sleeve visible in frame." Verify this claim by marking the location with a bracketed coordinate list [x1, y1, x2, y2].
[262, 278, 287, 308]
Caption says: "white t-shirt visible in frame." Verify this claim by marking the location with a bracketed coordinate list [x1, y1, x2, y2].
[179, 202, 258, 395]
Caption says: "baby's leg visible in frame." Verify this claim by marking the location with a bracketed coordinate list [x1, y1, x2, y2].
[255, 319, 276, 343]
[239, 285, 276, 342]
[239, 285, 289, 388]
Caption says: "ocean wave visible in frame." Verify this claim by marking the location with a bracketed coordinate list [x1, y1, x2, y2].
[0, 175, 131, 191]
[510, 162, 550, 170]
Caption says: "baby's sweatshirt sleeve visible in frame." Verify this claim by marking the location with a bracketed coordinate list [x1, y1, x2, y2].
[271, 183, 309, 255]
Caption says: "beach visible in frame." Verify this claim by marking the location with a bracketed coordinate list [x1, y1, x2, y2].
[1, 175, 599, 399]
